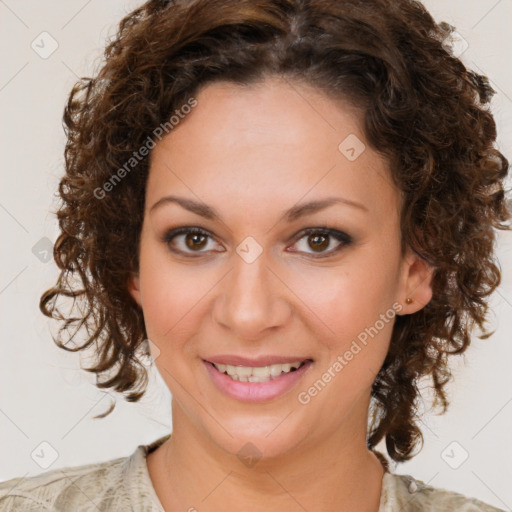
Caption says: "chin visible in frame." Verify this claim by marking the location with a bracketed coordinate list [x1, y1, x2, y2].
[201, 413, 309, 466]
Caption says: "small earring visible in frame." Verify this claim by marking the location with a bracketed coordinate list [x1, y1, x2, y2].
[405, 298, 413, 304]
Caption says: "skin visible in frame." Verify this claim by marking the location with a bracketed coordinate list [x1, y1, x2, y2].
[128, 75, 433, 512]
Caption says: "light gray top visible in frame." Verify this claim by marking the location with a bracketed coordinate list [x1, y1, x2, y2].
[0, 434, 504, 511]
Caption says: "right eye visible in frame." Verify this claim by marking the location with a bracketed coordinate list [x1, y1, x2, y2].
[163, 227, 224, 256]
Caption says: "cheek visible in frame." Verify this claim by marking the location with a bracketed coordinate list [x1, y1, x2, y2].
[293, 267, 397, 412]
[288, 258, 397, 346]
[137, 240, 211, 343]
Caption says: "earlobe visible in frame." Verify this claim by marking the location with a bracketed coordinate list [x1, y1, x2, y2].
[127, 273, 142, 307]
[399, 249, 435, 314]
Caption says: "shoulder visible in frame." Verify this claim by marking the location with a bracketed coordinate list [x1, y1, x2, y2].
[0, 454, 130, 511]
[0, 435, 170, 512]
[381, 472, 506, 512]
[0, 435, 170, 511]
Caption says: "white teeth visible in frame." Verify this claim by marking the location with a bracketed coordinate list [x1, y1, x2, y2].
[269, 364, 283, 377]
[212, 360, 306, 382]
[252, 366, 270, 378]
[236, 366, 253, 378]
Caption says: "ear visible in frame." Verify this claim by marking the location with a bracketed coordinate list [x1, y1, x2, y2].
[397, 246, 434, 315]
[127, 272, 142, 307]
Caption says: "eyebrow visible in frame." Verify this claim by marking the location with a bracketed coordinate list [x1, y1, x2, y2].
[149, 195, 368, 222]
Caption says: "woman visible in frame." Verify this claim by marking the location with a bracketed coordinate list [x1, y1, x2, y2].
[0, 0, 509, 510]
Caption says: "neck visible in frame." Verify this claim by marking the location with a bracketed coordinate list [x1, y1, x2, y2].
[147, 404, 385, 511]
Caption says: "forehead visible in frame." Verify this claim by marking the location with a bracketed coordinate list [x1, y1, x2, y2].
[146, 77, 399, 222]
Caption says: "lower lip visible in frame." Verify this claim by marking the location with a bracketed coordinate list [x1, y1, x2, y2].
[203, 360, 313, 403]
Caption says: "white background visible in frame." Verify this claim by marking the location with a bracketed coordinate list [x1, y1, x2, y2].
[1, 0, 511, 509]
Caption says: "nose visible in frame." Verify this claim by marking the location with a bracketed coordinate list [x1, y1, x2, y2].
[212, 250, 291, 341]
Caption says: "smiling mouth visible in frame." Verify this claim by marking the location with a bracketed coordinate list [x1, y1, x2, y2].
[208, 359, 312, 383]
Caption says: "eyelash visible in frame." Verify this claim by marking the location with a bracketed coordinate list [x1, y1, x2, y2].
[162, 226, 353, 259]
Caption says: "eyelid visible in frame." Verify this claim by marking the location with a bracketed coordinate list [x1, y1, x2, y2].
[290, 227, 352, 244]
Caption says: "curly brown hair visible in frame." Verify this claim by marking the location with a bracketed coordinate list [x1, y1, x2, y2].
[40, 0, 511, 464]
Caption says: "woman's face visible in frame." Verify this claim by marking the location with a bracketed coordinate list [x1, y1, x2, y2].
[129, 76, 432, 460]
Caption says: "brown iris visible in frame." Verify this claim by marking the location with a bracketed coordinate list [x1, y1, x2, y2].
[308, 233, 329, 252]
[185, 233, 208, 251]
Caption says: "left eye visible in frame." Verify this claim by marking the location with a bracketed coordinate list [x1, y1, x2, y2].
[290, 228, 352, 257]
[163, 227, 352, 257]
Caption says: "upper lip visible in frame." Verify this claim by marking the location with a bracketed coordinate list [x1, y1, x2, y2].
[205, 355, 313, 367]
